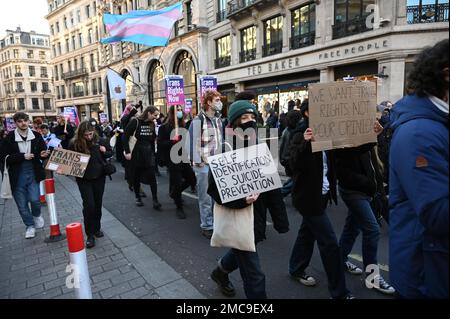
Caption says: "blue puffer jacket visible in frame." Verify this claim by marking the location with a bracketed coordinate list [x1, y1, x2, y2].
[389, 94, 449, 299]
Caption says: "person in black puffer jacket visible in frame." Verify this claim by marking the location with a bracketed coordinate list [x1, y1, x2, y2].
[69, 121, 113, 249]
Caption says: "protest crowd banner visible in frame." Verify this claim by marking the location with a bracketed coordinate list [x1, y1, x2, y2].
[208, 143, 282, 204]
[308, 81, 378, 152]
[45, 148, 90, 178]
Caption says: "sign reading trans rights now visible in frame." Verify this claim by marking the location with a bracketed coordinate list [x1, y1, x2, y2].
[209, 143, 282, 204]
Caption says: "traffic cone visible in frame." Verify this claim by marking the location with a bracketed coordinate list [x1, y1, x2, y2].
[39, 180, 47, 205]
[66, 223, 92, 299]
[44, 178, 65, 243]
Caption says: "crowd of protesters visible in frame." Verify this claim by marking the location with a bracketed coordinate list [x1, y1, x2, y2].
[0, 39, 447, 299]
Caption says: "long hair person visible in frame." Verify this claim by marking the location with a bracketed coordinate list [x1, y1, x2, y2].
[70, 121, 113, 248]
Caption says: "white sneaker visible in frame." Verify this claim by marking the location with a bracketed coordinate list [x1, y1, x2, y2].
[25, 226, 36, 239]
[34, 216, 45, 229]
[345, 261, 363, 275]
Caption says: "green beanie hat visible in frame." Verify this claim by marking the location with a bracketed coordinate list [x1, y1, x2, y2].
[228, 100, 257, 125]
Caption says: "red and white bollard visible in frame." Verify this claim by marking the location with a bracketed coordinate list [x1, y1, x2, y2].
[44, 178, 65, 243]
[66, 223, 92, 299]
[39, 181, 47, 205]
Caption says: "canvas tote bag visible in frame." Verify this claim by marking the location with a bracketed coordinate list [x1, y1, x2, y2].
[128, 119, 140, 154]
[1, 156, 13, 199]
[211, 203, 256, 252]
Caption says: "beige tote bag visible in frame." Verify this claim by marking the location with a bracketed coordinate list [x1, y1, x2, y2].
[1, 156, 13, 199]
[211, 203, 256, 252]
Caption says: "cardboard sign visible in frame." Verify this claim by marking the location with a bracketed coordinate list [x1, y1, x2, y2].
[208, 143, 282, 204]
[45, 148, 90, 178]
[308, 81, 377, 152]
[165, 75, 185, 107]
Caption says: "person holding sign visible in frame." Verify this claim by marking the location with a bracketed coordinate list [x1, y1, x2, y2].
[69, 121, 113, 248]
[207, 100, 289, 299]
[289, 122, 354, 299]
[335, 121, 395, 295]
[123, 106, 161, 210]
[158, 105, 196, 219]
[0, 112, 49, 239]
[53, 114, 74, 149]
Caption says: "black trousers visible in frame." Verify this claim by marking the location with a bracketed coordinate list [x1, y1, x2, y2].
[168, 163, 196, 207]
[134, 167, 158, 200]
[76, 176, 106, 236]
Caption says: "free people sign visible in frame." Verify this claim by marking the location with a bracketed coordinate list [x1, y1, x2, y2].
[165, 75, 185, 107]
[45, 148, 90, 178]
[308, 81, 377, 152]
[208, 143, 282, 204]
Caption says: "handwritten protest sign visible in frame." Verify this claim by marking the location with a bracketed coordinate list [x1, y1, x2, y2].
[208, 143, 282, 204]
[308, 81, 377, 152]
[45, 148, 90, 178]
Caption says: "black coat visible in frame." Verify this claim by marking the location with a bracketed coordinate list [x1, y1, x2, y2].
[335, 142, 378, 197]
[69, 138, 113, 181]
[0, 130, 47, 191]
[289, 132, 338, 217]
[53, 124, 75, 149]
[207, 136, 289, 244]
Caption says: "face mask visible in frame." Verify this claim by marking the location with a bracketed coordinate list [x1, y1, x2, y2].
[177, 111, 184, 120]
[238, 120, 257, 132]
[214, 101, 223, 112]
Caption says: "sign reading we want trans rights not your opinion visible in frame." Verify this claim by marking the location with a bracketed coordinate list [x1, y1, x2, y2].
[208, 143, 282, 204]
[308, 81, 377, 153]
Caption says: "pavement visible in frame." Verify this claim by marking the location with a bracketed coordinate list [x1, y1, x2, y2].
[0, 163, 393, 299]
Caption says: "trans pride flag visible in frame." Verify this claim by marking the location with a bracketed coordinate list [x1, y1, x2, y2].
[101, 2, 183, 47]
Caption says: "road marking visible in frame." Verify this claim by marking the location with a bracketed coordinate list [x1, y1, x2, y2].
[182, 192, 199, 200]
[348, 254, 390, 272]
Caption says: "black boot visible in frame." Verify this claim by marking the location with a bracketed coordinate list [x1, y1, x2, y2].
[153, 199, 162, 210]
[86, 236, 96, 249]
[176, 206, 186, 219]
[211, 267, 235, 297]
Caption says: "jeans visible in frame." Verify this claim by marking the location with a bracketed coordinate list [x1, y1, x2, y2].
[339, 187, 380, 269]
[289, 206, 349, 299]
[12, 161, 41, 228]
[193, 165, 213, 230]
[76, 176, 106, 236]
[219, 248, 267, 299]
[281, 179, 293, 197]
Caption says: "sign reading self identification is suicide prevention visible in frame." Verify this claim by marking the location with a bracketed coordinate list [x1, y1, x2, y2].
[208, 143, 282, 204]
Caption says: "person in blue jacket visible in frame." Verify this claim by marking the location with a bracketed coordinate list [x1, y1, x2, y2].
[389, 39, 449, 299]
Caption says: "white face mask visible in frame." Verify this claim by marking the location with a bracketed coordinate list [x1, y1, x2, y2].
[214, 101, 223, 112]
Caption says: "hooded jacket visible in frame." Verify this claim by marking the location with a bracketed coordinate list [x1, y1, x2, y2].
[389, 94, 449, 299]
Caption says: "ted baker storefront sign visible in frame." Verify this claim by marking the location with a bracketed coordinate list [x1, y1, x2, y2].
[246, 39, 390, 77]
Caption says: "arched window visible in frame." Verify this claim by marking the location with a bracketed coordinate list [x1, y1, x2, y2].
[173, 51, 197, 116]
[148, 60, 166, 112]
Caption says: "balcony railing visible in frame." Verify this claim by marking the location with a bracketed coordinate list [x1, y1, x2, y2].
[41, 74, 48, 78]
[15, 89, 25, 93]
[62, 68, 88, 80]
[290, 32, 315, 50]
[227, 0, 277, 19]
[262, 40, 283, 57]
[216, 9, 227, 23]
[214, 56, 231, 69]
[73, 91, 85, 98]
[407, 3, 449, 24]
[15, 73, 23, 77]
[333, 15, 372, 40]
[239, 48, 256, 63]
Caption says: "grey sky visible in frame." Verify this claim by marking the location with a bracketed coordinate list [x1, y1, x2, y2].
[0, 1, 50, 38]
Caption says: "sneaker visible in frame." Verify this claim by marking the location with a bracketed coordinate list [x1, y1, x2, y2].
[345, 261, 363, 275]
[136, 199, 144, 207]
[366, 274, 396, 295]
[201, 229, 213, 240]
[211, 267, 236, 297]
[25, 226, 36, 239]
[344, 294, 356, 299]
[292, 272, 317, 287]
[33, 216, 45, 229]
